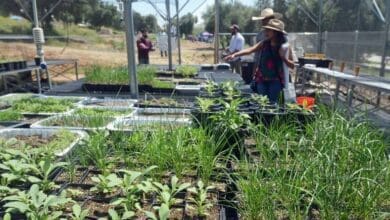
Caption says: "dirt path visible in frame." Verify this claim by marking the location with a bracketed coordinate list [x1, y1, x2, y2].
[0, 40, 214, 67]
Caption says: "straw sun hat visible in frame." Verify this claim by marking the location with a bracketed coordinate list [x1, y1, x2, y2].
[262, 19, 287, 34]
[252, 8, 282, 21]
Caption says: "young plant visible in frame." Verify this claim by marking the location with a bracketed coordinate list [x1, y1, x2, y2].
[3, 184, 71, 220]
[143, 203, 170, 220]
[28, 159, 68, 192]
[251, 94, 270, 106]
[69, 204, 89, 220]
[175, 65, 198, 77]
[204, 80, 218, 96]
[111, 166, 157, 212]
[196, 97, 214, 112]
[210, 99, 251, 130]
[108, 208, 135, 220]
[153, 175, 191, 208]
[90, 173, 122, 195]
[187, 180, 215, 218]
[0, 159, 36, 185]
[12, 97, 76, 113]
[0, 109, 23, 122]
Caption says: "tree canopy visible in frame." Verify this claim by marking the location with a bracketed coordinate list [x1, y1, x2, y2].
[202, 0, 387, 33]
[0, 0, 159, 33]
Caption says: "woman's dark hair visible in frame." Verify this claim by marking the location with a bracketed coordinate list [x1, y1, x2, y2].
[274, 31, 287, 51]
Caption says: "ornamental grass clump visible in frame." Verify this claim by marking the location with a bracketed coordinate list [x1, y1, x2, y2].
[237, 106, 390, 219]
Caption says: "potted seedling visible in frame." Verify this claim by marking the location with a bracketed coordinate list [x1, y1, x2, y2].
[210, 99, 251, 156]
[175, 65, 198, 78]
[200, 80, 221, 98]
[192, 97, 223, 127]
[90, 173, 122, 201]
[186, 180, 216, 219]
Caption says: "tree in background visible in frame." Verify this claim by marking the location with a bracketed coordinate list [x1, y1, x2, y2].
[179, 13, 197, 36]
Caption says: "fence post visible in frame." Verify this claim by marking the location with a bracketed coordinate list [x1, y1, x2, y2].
[353, 30, 359, 68]
[323, 31, 328, 56]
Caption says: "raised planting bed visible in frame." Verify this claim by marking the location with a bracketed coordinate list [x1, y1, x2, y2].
[83, 65, 175, 93]
[11, 96, 81, 116]
[107, 116, 191, 132]
[157, 65, 199, 78]
[31, 114, 115, 131]
[137, 97, 192, 109]
[0, 128, 87, 157]
[72, 107, 136, 118]
[0, 93, 38, 106]
[78, 97, 137, 108]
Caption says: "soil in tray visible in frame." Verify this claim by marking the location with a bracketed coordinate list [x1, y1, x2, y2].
[83, 200, 114, 218]
[185, 204, 220, 220]
[54, 167, 88, 184]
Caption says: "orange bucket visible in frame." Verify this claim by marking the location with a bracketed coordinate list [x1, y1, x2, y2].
[296, 96, 315, 110]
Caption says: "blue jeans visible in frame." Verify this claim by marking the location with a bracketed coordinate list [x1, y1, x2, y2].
[256, 81, 282, 104]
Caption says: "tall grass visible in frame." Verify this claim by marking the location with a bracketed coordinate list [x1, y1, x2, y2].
[237, 106, 390, 219]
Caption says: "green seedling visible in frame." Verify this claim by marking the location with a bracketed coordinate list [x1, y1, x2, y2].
[188, 180, 215, 217]
[90, 173, 122, 195]
[3, 184, 71, 220]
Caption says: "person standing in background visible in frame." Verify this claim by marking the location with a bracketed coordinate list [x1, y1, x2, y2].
[137, 29, 154, 64]
[252, 8, 283, 75]
[227, 24, 245, 75]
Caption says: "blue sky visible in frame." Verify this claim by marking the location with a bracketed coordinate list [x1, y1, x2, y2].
[103, 0, 257, 26]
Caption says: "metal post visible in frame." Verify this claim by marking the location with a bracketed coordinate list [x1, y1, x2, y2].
[214, 0, 220, 64]
[353, 30, 359, 67]
[380, 1, 390, 78]
[378, 0, 390, 106]
[32, 0, 39, 28]
[166, 0, 173, 70]
[317, 0, 323, 53]
[175, 0, 182, 65]
[323, 31, 328, 55]
[124, 0, 139, 99]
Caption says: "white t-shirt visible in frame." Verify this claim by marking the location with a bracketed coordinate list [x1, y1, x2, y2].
[229, 32, 245, 61]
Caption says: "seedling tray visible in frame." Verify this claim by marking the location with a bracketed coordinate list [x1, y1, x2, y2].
[31, 114, 114, 131]
[16, 95, 83, 116]
[107, 116, 191, 133]
[83, 83, 176, 93]
[0, 128, 87, 157]
[78, 97, 137, 108]
[72, 106, 137, 118]
[0, 93, 38, 105]
[135, 107, 191, 115]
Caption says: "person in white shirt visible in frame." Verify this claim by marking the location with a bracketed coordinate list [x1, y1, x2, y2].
[227, 24, 245, 74]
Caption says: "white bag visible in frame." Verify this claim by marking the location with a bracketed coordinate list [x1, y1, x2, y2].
[281, 43, 296, 103]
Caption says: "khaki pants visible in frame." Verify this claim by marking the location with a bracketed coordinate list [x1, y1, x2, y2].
[230, 60, 242, 75]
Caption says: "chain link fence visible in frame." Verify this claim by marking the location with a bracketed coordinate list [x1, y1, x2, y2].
[289, 31, 390, 79]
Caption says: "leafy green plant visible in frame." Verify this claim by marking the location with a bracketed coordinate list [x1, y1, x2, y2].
[220, 81, 240, 99]
[153, 175, 191, 208]
[111, 166, 157, 212]
[108, 208, 135, 220]
[28, 159, 68, 192]
[0, 109, 23, 122]
[3, 184, 71, 220]
[251, 94, 270, 106]
[0, 159, 35, 185]
[196, 97, 215, 112]
[175, 65, 198, 77]
[210, 99, 251, 130]
[187, 180, 215, 218]
[143, 203, 170, 220]
[69, 204, 89, 220]
[204, 80, 218, 96]
[90, 173, 122, 195]
[12, 97, 76, 113]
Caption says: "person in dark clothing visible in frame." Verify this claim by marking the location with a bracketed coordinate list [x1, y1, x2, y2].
[137, 29, 154, 64]
[225, 19, 294, 104]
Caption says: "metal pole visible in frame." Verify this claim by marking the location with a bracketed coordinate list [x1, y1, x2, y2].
[317, 0, 323, 53]
[175, 0, 182, 65]
[32, 0, 39, 28]
[214, 0, 220, 64]
[124, 0, 139, 99]
[380, 0, 390, 78]
[166, 0, 173, 70]
[353, 30, 359, 67]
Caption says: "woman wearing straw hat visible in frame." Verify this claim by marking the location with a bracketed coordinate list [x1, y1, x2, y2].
[225, 19, 294, 104]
